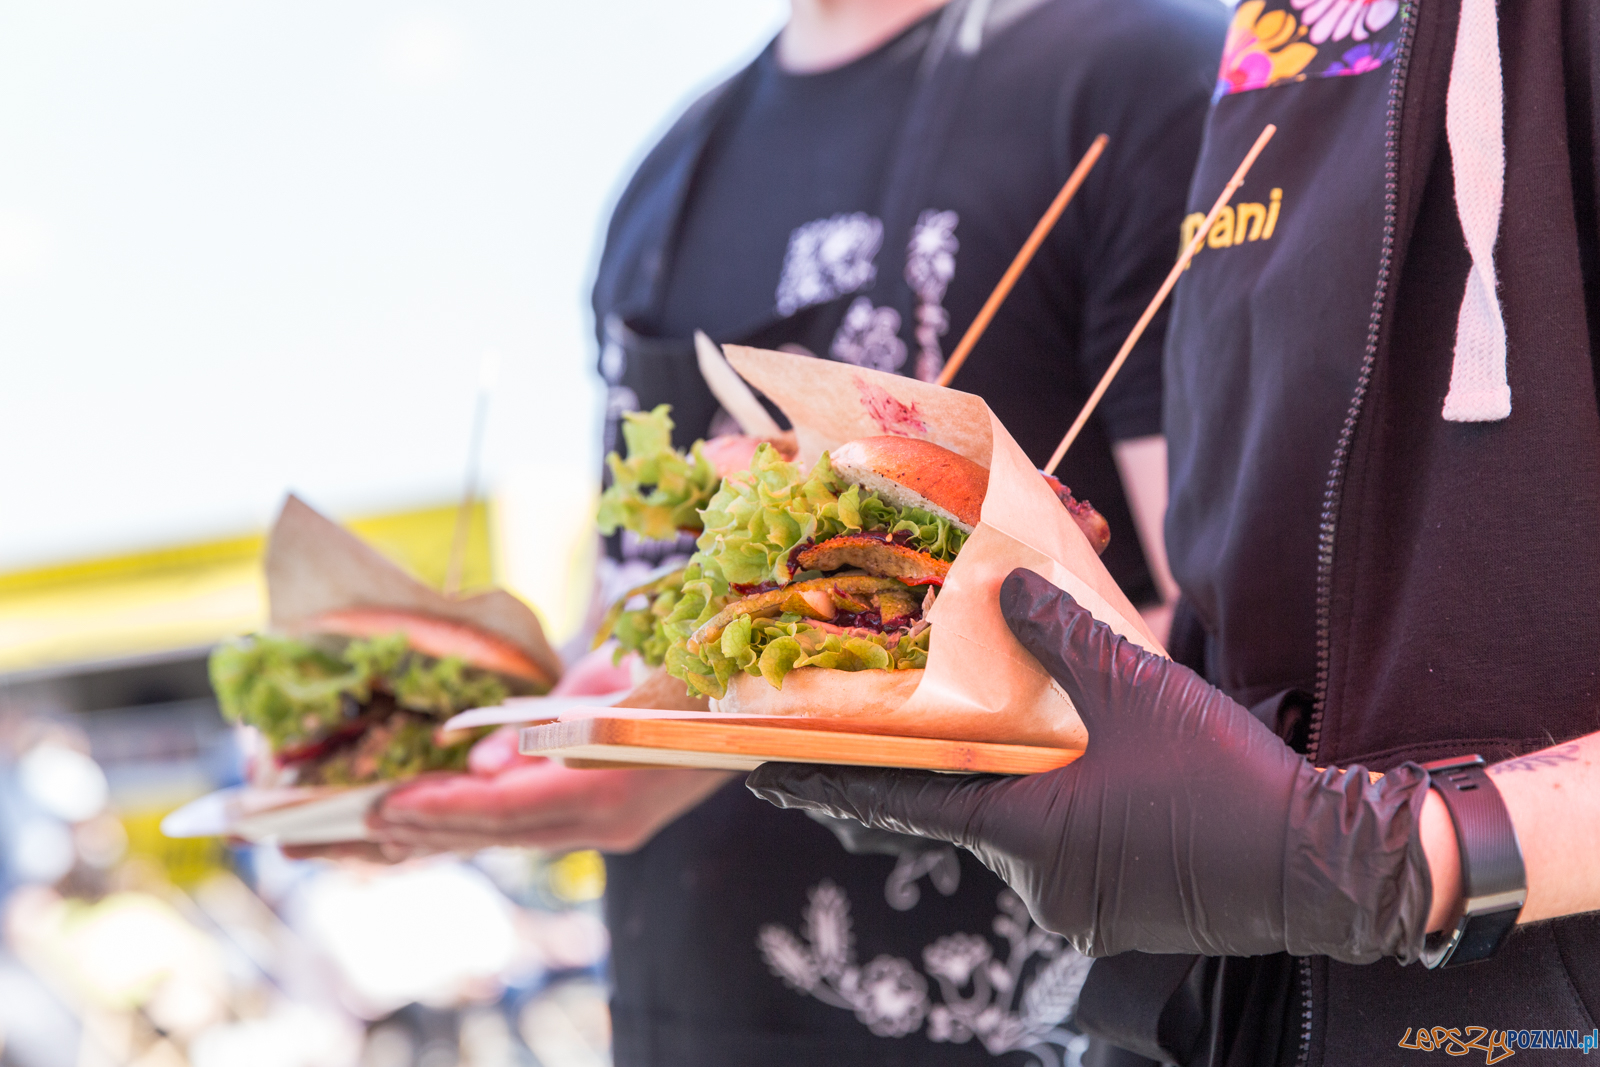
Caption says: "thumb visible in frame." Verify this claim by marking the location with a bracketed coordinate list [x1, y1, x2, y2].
[1000, 568, 1166, 728]
[746, 763, 1009, 849]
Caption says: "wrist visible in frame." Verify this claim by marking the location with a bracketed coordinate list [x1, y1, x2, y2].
[1417, 756, 1527, 968]
[1420, 789, 1462, 932]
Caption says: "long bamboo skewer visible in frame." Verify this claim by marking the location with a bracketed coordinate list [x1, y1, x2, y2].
[445, 349, 500, 595]
[935, 134, 1109, 388]
[1043, 124, 1277, 476]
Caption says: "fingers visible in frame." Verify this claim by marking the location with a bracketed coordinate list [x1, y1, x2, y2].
[999, 568, 1155, 724]
[280, 840, 418, 864]
[468, 727, 537, 775]
[370, 763, 732, 854]
[807, 812, 959, 859]
[746, 763, 1008, 848]
[378, 765, 568, 828]
[699, 435, 763, 477]
[549, 645, 638, 696]
[371, 771, 609, 851]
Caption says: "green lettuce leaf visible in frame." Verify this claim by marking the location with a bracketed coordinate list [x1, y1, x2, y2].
[305, 716, 489, 786]
[596, 405, 721, 541]
[694, 444, 967, 587]
[606, 568, 688, 667]
[209, 632, 509, 754]
[657, 442, 955, 697]
[668, 614, 930, 699]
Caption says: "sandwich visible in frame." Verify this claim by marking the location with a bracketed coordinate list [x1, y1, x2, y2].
[596, 418, 1108, 716]
[210, 607, 556, 786]
[595, 404, 795, 666]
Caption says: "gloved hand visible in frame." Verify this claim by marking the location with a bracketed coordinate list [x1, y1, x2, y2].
[748, 569, 1434, 962]
[804, 811, 955, 858]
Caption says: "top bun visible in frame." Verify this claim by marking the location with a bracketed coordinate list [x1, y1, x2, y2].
[829, 436, 989, 530]
[295, 607, 555, 687]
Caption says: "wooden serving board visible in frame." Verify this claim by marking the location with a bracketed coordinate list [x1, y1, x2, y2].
[520, 716, 1080, 774]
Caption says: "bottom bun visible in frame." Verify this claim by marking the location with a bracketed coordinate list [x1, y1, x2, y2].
[711, 666, 922, 721]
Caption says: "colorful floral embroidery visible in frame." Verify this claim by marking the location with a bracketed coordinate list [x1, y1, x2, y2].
[1324, 39, 1398, 76]
[1215, 0, 1405, 99]
[1291, 0, 1400, 44]
[1217, 1, 1319, 99]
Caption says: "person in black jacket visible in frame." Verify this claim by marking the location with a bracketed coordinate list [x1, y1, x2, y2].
[751, 1, 1600, 1064]
[352, 0, 1227, 1064]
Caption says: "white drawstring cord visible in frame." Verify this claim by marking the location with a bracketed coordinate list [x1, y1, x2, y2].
[1440, 0, 1510, 423]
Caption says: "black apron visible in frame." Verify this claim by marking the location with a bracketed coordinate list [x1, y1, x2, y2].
[594, 5, 1090, 1066]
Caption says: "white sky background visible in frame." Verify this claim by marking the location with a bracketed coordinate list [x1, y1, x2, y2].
[0, 1, 786, 573]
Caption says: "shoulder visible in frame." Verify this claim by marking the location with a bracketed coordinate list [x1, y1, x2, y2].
[592, 59, 758, 318]
[608, 65, 749, 227]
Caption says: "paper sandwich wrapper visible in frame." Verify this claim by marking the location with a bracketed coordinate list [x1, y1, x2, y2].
[164, 495, 563, 844]
[694, 346, 1167, 752]
[267, 494, 562, 684]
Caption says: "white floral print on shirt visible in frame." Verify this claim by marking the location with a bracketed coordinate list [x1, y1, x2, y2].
[759, 881, 1091, 1067]
[776, 213, 884, 316]
[831, 296, 908, 373]
[906, 209, 960, 382]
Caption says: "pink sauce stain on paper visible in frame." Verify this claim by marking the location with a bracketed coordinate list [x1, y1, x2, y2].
[854, 375, 927, 435]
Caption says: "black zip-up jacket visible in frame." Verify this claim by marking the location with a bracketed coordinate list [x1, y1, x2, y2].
[1127, 0, 1600, 1064]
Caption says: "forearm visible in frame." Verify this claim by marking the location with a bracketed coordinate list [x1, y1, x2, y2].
[1110, 435, 1178, 605]
[1421, 729, 1600, 930]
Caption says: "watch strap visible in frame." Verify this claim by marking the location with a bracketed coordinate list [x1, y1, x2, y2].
[1419, 755, 1526, 968]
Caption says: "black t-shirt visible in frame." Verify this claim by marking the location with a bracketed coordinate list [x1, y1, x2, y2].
[595, 2, 1226, 1064]
[651, 26, 925, 342]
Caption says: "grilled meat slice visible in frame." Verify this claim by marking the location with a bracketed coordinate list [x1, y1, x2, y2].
[687, 575, 916, 653]
[793, 533, 951, 586]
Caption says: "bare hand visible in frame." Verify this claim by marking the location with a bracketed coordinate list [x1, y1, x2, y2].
[700, 432, 797, 476]
[279, 840, 415, 864]
[371, 751, 733, 853]
[368, 646, 731, 854]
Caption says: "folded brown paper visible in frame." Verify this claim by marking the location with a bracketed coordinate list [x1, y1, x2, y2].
[267, 494, 561, 683]
[712, 346, 1165, 751]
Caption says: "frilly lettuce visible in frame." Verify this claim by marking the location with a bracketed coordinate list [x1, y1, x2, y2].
[597, 405, 721, 541]
[600, 568, 689, 666]
[307, 716, 482, 786]
[645, 443, 958, 696]
[694, 444, 967, 586]
[209, 632, 508, 753]
[666, 613, 929, 699]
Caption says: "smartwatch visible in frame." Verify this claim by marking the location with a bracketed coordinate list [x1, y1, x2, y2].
[1419, 755, 1526, 968]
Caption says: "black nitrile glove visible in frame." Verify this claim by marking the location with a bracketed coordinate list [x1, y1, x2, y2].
[748, 569, 1435, 963]
[805, 812, 954, 858]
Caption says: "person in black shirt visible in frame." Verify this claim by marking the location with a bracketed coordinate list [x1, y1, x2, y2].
[748, 3, 1600, 1065]
[359, 1, 1225, 1064]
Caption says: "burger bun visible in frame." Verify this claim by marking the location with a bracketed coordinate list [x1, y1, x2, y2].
[711, 666, 923, 721]
[829, 436, 988, 530]
[294, 607, 555, 689]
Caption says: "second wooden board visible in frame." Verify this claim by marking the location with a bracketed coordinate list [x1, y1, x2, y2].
[521, 716, 1080, 775]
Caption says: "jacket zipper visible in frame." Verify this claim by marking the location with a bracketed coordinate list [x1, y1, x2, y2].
[1297, 4, 1419, 1065]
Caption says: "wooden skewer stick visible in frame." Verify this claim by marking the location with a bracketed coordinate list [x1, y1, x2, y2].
[935, 134, 1109, 388]
[1044, 124, 1277, 476]
[445, 349, 500, 595]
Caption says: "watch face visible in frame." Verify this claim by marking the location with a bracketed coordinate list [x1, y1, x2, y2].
[1447, 907, 1523, 967]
